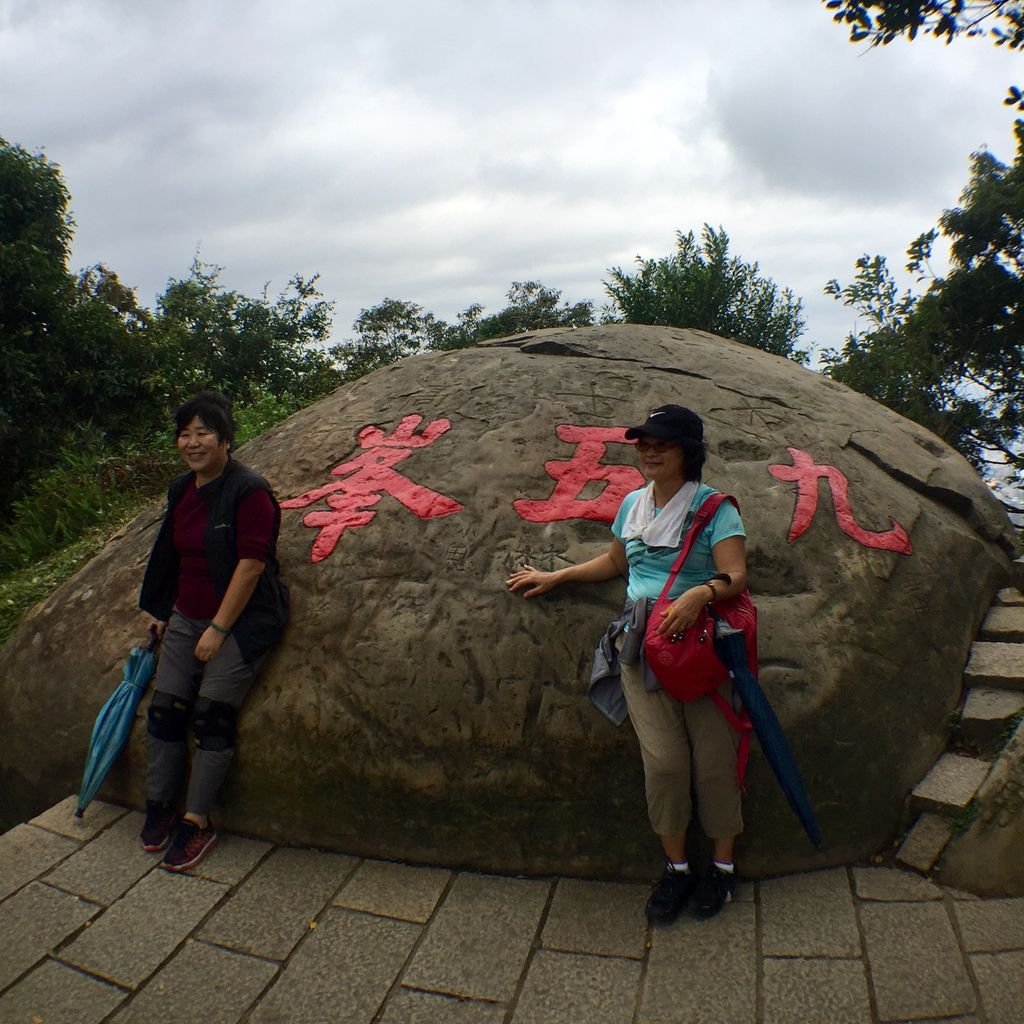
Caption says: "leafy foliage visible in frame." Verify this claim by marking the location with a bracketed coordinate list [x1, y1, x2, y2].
[603, 226, 808, 361]
[151, 259, 341, 406]
[825, 1, 1024, 108]
[333, 281, 596, 377]
[823, 120, 1024, 484]
[0, 137, 345, 522]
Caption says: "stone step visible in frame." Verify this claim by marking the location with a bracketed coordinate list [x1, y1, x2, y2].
[910, 753, 991, 817]
[995, 587, 1024, 607]
[895, 813, 955, 873]
[980, 605, 1024, 643]
[963, 642, 1024, 691]
[958, 687, 1024, 756]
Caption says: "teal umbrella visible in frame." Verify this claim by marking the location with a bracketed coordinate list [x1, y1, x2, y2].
[75, 630, 158, 818]
[713, 617, 823, 849]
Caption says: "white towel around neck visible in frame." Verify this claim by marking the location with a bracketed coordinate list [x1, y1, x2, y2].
[620, 480, 699, 548]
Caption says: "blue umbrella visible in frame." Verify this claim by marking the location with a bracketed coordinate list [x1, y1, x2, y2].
[75, 630, 158, 818]
[713, 617, 824, 849]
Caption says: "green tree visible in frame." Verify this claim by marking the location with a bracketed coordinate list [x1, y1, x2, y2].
[604, 226, 808, 360]
[825, 1, 1024, 106]
[0, 140, 163, 512]
[151, 259, 341, 406]
[823, 120, 1024, 477]
[459, 280, 594, 346]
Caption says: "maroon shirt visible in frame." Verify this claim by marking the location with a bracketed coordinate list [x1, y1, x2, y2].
[172, 484, 277, 620]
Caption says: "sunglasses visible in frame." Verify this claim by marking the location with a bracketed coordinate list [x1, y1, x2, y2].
[634, 438, 680, 453]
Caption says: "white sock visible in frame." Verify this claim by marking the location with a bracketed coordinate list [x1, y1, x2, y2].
[668, 860, 690, 874]
[714, 860, 735, 874]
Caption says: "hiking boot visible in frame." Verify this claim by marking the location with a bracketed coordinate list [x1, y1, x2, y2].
[161, 819, 218, 872]
[645, 865, 696, 924]
[693, 864, 736, 920]
[140, 800, 177, 852]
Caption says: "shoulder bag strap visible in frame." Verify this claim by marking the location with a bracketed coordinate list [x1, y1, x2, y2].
[653, 492, 731, 604]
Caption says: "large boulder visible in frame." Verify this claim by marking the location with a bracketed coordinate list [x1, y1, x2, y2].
[0, 325, 1015, 878]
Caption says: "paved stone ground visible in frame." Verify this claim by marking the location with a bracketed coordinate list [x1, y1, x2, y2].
[2, 797, 1022, 1024]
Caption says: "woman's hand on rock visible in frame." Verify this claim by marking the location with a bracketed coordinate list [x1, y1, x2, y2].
[507, 564, 558, 598]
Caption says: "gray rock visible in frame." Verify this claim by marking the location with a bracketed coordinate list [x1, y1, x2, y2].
[969, 951, 1024, 1024]
[0, 824, 79, 901]
[0, 325, 1015, 877]
[860, 902, 976, 1020]
[333, 858, 451, 924]
[762, 957, 871, 1024]
[402, 872, 549, 1001]
[0, 958, 126, 1024]
[540, 878, 649, 959]
[0, 880, 100, 990]
[510, 949, 641, 1024]
[964, 641, 1024, 690]
[941, 720, 1024, 895]
[959, 686, 1024, 755]
[980, 605, 1024, 642]
[896, 813, 955, 872]
[29, 796, 126, 841]
[911, 753, 992, 815]
[759, 867, 860, 957]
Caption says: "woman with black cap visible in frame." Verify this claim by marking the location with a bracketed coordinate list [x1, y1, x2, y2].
[507, 404, 748, 923]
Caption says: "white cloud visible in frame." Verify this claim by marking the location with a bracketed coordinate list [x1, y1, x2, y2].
[1, 0, 1020, 350]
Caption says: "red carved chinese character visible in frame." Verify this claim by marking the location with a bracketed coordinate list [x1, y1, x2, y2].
[768, 447, 912, 554]
[282, 414, 464, 563]
[514, 425, 645, 524]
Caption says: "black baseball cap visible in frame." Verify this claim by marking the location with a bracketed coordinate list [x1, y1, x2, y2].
[624, 404, 703, 442]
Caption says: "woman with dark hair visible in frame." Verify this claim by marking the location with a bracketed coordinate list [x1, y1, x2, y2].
[138, 391, 288, 871]
[507, 404, 748, 923]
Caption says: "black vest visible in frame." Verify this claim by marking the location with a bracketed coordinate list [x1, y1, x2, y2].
[140, 458, 289, 663]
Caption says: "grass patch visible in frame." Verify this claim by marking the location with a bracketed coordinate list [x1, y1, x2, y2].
[0, 525, 117, 646]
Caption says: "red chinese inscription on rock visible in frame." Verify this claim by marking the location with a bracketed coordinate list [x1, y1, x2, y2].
[768, 447, 912, 554]
[514, 425, 644, 524]
[282, 415, 464, 563]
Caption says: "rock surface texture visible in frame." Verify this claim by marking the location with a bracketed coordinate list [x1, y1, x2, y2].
[0, 326, 1016, 878]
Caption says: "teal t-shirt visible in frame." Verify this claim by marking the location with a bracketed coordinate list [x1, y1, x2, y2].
[611, 484, 746, 602]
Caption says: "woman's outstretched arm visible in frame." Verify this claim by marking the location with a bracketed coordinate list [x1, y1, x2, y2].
[507, 539, 628, 598]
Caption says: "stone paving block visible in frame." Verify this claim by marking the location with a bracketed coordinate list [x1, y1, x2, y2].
[980, 605, 1024, 642]
[954, 898, 1024, 952]
[860, 901, 975, 1021]
[511, 948, 641, 1024]
[964, 641, 1024, 691]
[186, 833, 272, 886]
[960, 686, 1024, 754]
[896, 813, 955, 872]
[996, 587, 1024, 606]
[763, 957, 871, 1024]
[642, 903, 756, 1024]
[911, 753, 991, 814]
[541, 877, 648, 958]
[0, 957, 126, 1023]
[970, 951, 1024, 1024]
[61, 868, 227, 989]
[0, 880, 100, 989]
[251, 907, 419, 1024]
[403, 872, 551, 1002]
[43, 811, 158, 905]
[29, 795, 126, 840]
[379, 988, 506, 1023]
[200, 846, 357, 959]
[0, 824, 80, 902]
[334, 858, 451, 923]
[760, 868, 859, 957]
[112, 939, 279, 1024]
[852, 866, 942, 901]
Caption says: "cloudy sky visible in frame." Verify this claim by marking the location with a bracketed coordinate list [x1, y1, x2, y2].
[2, 0, 1020, 358]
